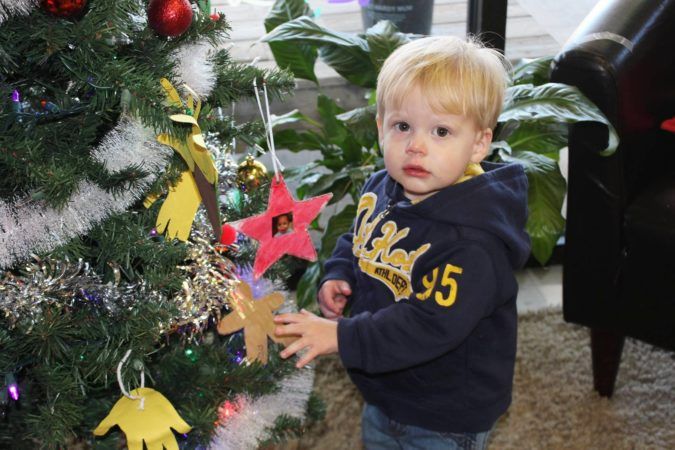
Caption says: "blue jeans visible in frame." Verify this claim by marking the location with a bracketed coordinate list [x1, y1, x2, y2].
[361, 403, 492, 450]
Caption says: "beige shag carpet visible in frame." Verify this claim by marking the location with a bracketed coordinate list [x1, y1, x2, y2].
[270, 308, 675, 450]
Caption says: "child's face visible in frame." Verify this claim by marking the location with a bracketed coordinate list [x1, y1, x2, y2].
[277, 215, 290, 232]
[377, 85, 491, 202]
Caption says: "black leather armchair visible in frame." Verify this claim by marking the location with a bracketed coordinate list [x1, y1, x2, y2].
[551, 0, 675, 396]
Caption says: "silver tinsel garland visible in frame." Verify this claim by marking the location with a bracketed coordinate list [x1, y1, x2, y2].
[0, 0, 36, 24]
[210, 368, 315, 450]
[0, 118, 171, 269]
[0, 257, 167, 328]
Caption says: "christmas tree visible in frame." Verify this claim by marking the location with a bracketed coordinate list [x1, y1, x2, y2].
[0, 0, 322, 448]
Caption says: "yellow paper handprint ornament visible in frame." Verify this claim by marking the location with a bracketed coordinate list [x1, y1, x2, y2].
[94, 387, 191, 450]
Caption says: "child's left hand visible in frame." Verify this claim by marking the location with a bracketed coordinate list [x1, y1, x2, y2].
[274, 309, 338, 368]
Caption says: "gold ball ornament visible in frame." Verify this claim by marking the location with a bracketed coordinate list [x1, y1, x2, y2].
[236, 156, 268, 191]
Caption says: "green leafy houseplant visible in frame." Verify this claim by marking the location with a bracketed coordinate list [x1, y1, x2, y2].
[262, 0, 617, 307]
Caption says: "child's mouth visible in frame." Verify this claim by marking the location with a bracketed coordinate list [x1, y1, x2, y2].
[403, 165, 430, 177]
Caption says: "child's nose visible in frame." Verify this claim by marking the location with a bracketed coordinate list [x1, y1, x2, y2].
[405, 134, 427, 155]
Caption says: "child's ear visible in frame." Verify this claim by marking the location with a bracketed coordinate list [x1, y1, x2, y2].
[471, 128, 492, 163]
[376, 115, 384, 147]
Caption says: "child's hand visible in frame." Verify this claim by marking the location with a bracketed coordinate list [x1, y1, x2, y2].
[274, 309, 338, 368]
[318, 280, 351, 320]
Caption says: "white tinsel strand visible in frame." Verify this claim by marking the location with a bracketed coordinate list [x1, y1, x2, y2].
[173, 42, 218, 99]
[0, 0, 37, 24]
[0, 118, 171, 269]
[210, 367, 315, 450]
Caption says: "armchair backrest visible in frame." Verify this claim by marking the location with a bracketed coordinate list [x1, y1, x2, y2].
[551, 0, 675, 330]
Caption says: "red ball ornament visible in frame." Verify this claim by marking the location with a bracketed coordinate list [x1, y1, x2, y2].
[220, 223, 237, 246]
[147, 0, 193, 37]
[41, 0, 87, 18]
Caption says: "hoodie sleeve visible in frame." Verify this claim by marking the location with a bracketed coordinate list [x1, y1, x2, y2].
[321, 227, 357, 288]
[337, 242, 500, 373]
[320, 171, 387, 289]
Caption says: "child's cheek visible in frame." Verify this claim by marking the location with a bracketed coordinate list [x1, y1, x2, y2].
[389, 133, 406, 143]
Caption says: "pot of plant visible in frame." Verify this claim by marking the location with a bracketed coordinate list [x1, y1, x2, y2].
[361, 0, 434, 35]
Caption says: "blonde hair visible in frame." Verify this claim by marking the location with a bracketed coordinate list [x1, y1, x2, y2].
[376, 36, 510, 130]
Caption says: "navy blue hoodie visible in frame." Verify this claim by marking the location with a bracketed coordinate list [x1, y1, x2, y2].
[322, 161, 530, 433]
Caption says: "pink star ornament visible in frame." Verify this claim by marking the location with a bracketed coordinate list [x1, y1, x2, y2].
[232, 175, 332, 278]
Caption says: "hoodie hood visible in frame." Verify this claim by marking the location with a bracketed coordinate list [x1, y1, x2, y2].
[385, 161, 531, 269]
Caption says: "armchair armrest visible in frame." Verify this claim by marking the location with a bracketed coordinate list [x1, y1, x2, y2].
[553, 0, 675, 125]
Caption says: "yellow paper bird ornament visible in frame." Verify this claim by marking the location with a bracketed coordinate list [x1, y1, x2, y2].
[147, 78, 221, 241]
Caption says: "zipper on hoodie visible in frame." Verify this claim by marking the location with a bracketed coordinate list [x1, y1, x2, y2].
[367, 200, 394, 239]
[377, 201, 394, 222]
[355, 199, 394, 259]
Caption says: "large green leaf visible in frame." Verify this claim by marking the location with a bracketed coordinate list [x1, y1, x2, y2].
[296, 261, 321, 310]
[503, 150, 566, 264]
[272, 128, 324, 152]
[336, 104, 378, 150]
[320, 204, 357, 259]
[263, 16, 369, 52]
[284, 162, 320, 183]
[493, 120, 520, 143]
[263, 16, 377, 87]
[510, 57, 553, 86]
[271, 109, 320, 128]
[317, 94, 348, 144]
[489, 140, 513, 159]
[266, 41, 318, 84]
[315, 94, 363, 163]
[318, 144, 346, 169]
[500, 83, 618, 155]
[505, 120, 568, 156]
[317, 46, 377, 87]
[264, 0, 318, 83]
[347, 164, 378, 200]
[304, 171, 352, 203]
[364, 21, 412, 72]
[293, 169, 323, 199]
[342, 134, 366, 165]
[265, 0, 311, 23]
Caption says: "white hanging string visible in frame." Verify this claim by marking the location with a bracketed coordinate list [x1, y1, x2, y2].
[230, 101, 237, 150]
[262, 81, 282, 181]
[116, 349, 146, 410]
[181, 83, 200, 108]
[252, 77, 284, 182]
[252, 78, 271, 154]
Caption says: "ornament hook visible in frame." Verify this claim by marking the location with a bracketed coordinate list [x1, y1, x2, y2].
[116, 349, 146, 410]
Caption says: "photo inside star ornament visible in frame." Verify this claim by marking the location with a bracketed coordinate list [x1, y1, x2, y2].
[232, 174, 332, 279]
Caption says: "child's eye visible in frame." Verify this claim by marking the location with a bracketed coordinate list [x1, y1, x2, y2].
[434, 127, 450, 137]
[394, 122, 410, 132]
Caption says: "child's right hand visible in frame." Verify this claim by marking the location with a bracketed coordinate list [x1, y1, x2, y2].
[318, 280, 351, 320]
